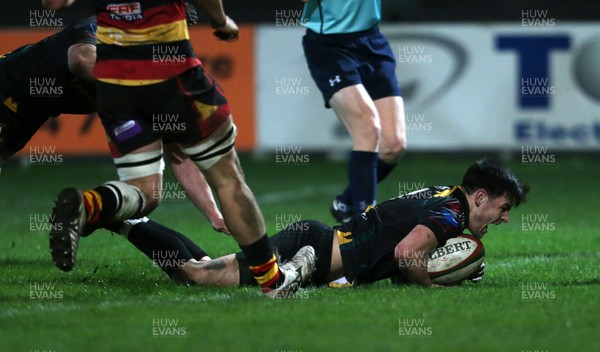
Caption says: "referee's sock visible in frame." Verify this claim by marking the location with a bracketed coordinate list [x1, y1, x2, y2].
[347, 150, 378, 214]
[339, 158, 397, 207]
[239, 234, 284, 292]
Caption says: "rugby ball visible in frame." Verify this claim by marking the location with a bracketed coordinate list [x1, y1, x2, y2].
[427, 234, 485, 285]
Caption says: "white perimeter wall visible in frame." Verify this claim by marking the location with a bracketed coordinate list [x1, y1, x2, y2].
[256, 23, 600, 151]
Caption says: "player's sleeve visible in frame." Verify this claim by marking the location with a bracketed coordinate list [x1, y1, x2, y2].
[71, 16, 97, 46]
[417, 199, 463, 246]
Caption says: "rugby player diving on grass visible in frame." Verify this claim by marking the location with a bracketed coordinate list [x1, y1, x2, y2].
[120, 160, 528, 288]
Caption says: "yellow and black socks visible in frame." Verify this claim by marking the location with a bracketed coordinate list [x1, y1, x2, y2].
[239, 235, 283, 292]
[82, 181, 145, 227]
[82, 189, 104, 225]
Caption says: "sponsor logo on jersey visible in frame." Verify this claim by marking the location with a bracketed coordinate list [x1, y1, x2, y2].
[107, 2, 143, 21]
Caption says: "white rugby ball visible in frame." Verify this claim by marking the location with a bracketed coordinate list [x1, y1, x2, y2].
[427, 234, 485, 285]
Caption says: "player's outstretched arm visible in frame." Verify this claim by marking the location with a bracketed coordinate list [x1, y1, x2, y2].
[394, 225, 439, 287]
[41, 0, 75, 10]
[191, 0, 239, 41]
[165, 144, 230, 235]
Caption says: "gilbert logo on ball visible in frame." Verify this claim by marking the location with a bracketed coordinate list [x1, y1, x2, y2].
[427, 234, 485, 285]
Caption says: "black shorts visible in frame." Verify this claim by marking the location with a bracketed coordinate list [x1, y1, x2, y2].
[302, 25, 401, 108]
[97, 66, 231, 157]
[236, 220, 334, 287]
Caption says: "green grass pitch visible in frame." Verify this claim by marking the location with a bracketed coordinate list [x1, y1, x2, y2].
[0, 153, 598, 351]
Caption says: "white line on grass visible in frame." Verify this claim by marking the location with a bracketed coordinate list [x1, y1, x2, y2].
[257, 185, 340, 204]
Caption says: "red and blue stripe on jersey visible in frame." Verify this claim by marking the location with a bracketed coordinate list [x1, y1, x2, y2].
[94, 0, 201, 86]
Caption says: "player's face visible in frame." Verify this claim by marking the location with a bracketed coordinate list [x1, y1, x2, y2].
[468, 191, 512, 238]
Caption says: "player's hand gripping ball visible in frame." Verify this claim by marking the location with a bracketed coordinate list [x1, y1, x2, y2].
[427, 234, 485, 285]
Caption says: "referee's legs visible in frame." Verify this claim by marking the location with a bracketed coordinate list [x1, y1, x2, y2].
[329, 84, 380, 215]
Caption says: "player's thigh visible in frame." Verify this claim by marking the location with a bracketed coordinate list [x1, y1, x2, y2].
[158, 66, 238, 173]
[375, 96, 406, 160]
[329, 85, 380, 151]
[96, 83, 166, 206]
[96, 81, 161, 158]
[160, 66, 231, 147]
[122, 140, 164, 203]
[330, 84, 379, 121]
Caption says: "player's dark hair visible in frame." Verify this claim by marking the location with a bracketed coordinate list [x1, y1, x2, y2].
[461, 159, 529, 207]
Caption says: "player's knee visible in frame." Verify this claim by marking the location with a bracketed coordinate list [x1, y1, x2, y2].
[142, 193, 161, 213]
[181, 122, 237, 171]
[131, 184, 159, 214]
[349, 114, 380, 144]
[101, 181, 149, 221]
[381, 136, 407, 161]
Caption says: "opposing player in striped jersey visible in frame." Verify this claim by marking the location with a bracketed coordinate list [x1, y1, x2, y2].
[0, 15, 228, 253]
[42, 0, 315, 298]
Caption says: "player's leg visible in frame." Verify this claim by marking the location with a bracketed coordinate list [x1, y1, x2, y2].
[367, 28, 406, 183]
[302, 30, 381, 221]
[49, 144, 164, 271]
[143, 220, 210, 261]
[365, 29, 406, 186]
[113, 217, 239, 286]
[200, 149, 265, 246]
[181, 254, 242, 287]
[235, 220, 335, 287]
[172, 67, 316, 297]
[374, 95, 406, 173]
[49, 81, 166, 271]
[195, 144, 316, 296]
[329, 85, 380, 217]
[116, 218, 210, 283]
[331, 103, 404, 220]
[335, 30, 407, 213]
[80, 140, 164, 230]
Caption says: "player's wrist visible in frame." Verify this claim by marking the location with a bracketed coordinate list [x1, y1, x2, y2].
[210, 15, 228, 30]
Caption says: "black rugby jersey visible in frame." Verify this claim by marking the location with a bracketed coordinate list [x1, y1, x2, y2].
[0, 16, 97, 117]
[336, 185, 469, 285]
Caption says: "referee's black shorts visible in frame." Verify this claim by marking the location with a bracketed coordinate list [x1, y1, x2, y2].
[236, 220, 334, 287]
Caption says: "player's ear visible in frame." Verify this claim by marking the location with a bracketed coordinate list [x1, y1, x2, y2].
[474, 189, 487, 207]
